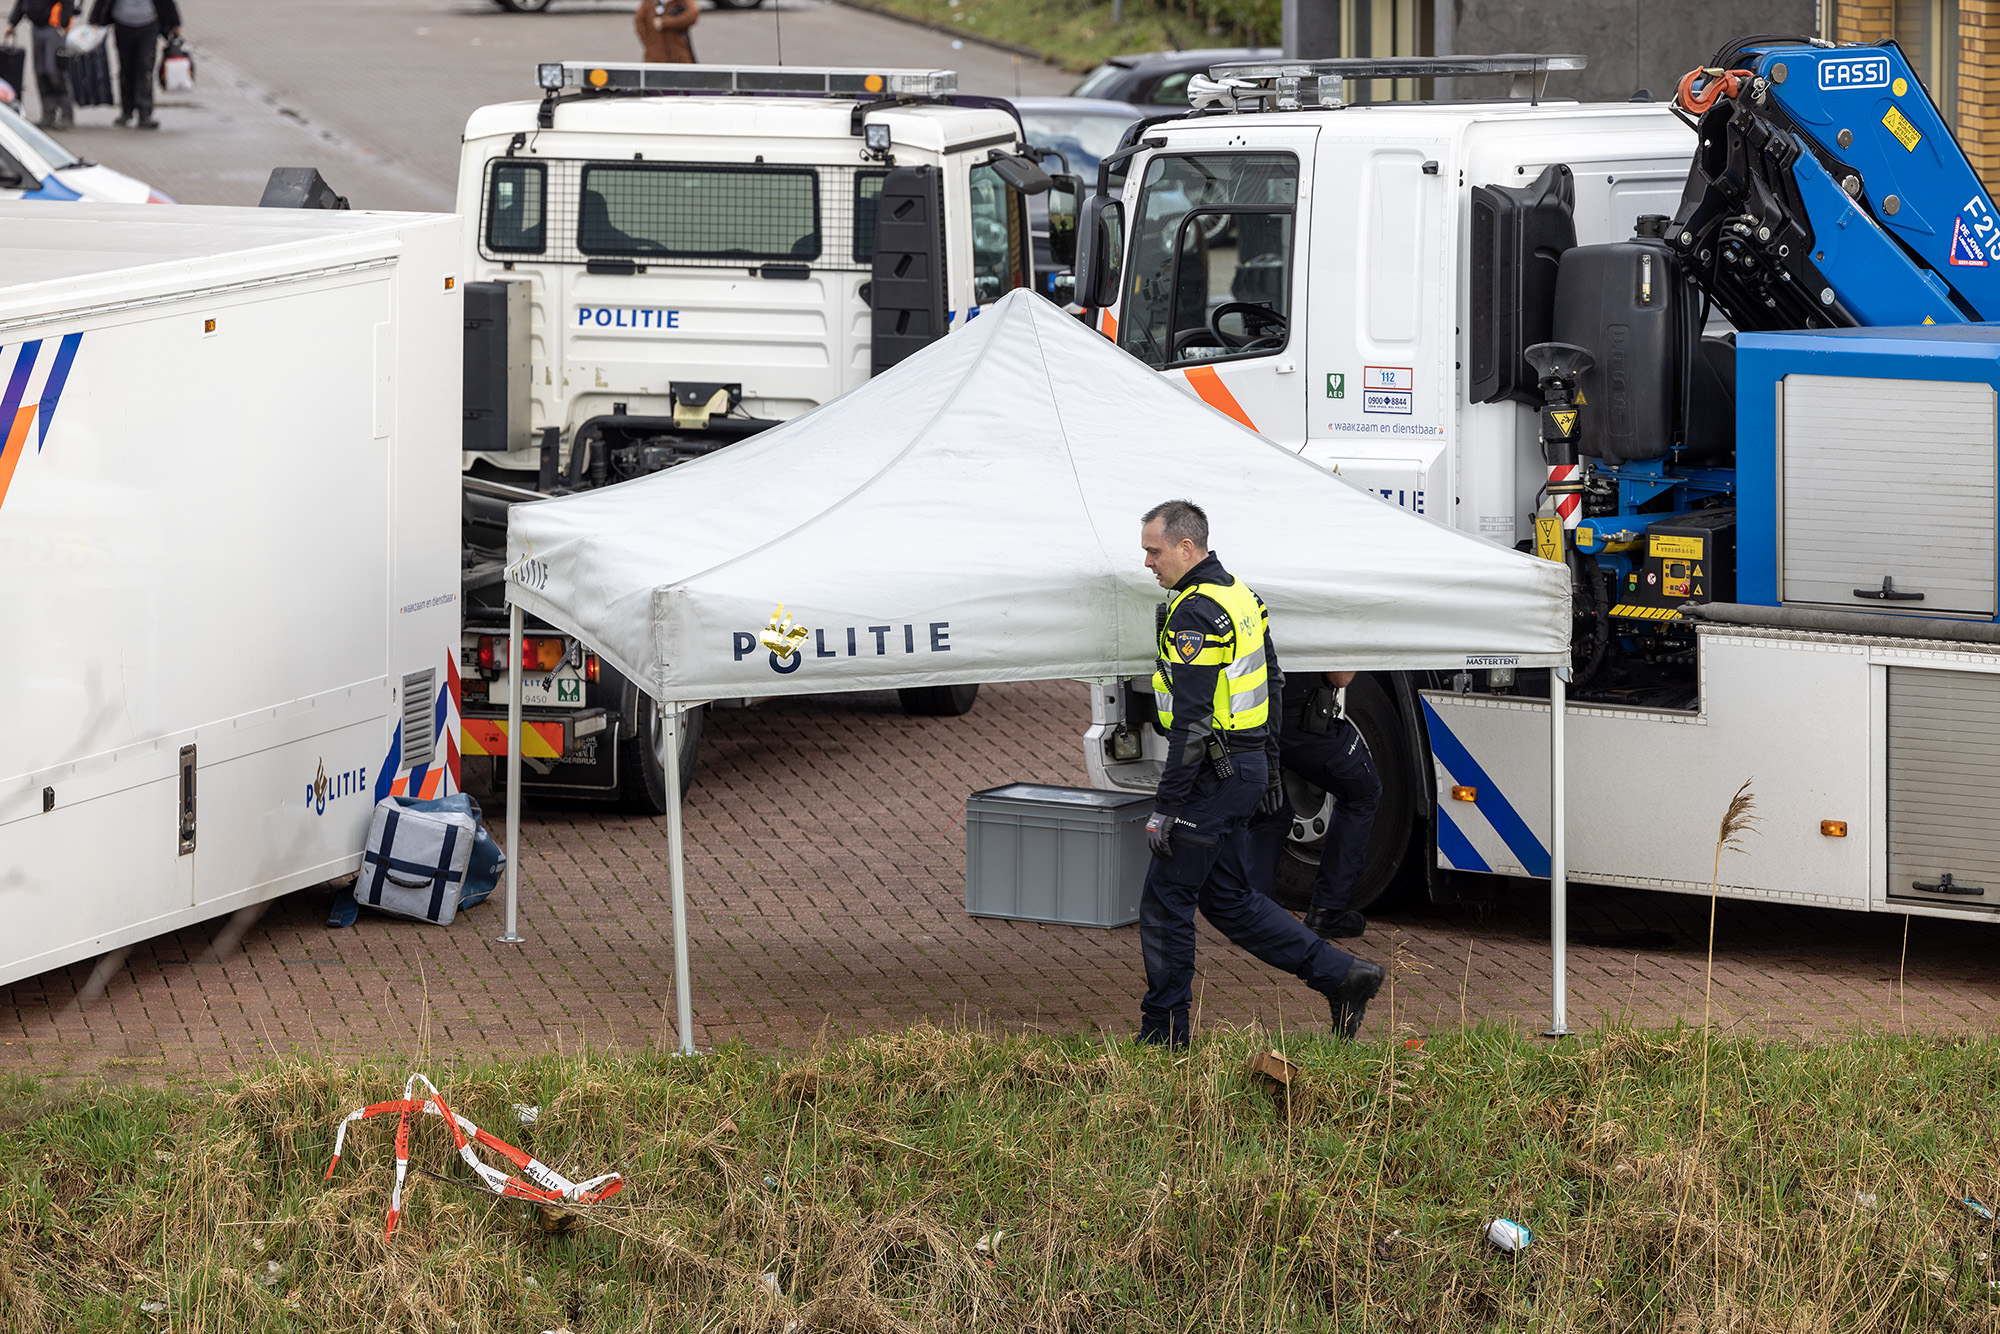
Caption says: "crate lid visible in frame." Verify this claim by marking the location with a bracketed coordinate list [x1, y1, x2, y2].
[970, 783, 1153, 810]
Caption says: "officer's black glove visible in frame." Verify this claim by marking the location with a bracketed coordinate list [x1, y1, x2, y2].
[1146, 811, 1176, 859]
[1257, 773, 1286, 817]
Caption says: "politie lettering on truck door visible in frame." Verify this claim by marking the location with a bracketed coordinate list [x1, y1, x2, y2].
[576, 306, 681, 330]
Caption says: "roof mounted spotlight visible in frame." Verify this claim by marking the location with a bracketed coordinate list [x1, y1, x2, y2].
[863, 123, 892, 153]
[537, 63, 564, 91]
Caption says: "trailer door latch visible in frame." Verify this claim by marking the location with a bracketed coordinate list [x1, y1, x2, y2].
[1912, 873, 1982, 896]
[177, 744, 196, 855]
[1854, 575, 1925, 601]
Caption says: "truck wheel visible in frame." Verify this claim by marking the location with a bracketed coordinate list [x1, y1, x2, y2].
[1270, 674, 1413, 914]
[618, 697, 703, 814]
[898, 683, 980, 716]
[492, 0, 555, 10]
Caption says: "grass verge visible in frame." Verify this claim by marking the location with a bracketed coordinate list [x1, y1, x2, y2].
[3, 1024, 1999, 1331]
[838, 0, 1265, 76]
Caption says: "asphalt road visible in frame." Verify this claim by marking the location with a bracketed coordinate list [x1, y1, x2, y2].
[36, 0, 1078, 210]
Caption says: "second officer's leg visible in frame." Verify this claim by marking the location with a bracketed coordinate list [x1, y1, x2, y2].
[1137, 772, 1230, 1047]
[1285, 720, 1381, 935]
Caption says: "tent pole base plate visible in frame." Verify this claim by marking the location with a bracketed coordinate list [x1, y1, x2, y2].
[497, 933, 526, 945]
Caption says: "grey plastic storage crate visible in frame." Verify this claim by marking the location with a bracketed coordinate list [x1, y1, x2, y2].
[965, 783, 1153, 928]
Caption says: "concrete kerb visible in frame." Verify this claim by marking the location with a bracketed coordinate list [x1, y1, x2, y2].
[826, 0, 1072, 70]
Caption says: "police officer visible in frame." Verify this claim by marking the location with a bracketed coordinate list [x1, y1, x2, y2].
[1253, 671, 1381, 938]
[1136, 499, 1385, 1047]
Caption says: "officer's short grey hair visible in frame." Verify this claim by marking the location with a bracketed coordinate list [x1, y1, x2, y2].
[1142, 499, 1209, 551]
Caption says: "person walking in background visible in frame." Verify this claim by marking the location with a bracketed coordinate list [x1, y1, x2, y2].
[88, 0, 176, 129]
[3, 0, 74, 129]
[634, 0, 695, 63]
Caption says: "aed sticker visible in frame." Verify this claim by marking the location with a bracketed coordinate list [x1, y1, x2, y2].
[1534, 515, 1563, 563]
[521, 667, 586, 708]
[1649, 534, 1704, 560]
[1327, 372, 1345, 399]
[1883, 104, 1922, 152]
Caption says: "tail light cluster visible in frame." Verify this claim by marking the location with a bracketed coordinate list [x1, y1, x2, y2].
[476, 635, 599, 681]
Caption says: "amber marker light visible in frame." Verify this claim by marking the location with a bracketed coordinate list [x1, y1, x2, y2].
[588, 67, 610, 87]
[864, 74, 885, 92]
[1821, 820, 1848, 837]
[1451, 786, 1477, 802]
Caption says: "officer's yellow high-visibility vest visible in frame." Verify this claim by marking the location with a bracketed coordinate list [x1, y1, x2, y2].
[1151, 578, 1272, 733]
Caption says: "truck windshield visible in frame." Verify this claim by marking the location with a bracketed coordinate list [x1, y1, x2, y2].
[579, 163, 821, 261]
[1118, 152, 1297, 369]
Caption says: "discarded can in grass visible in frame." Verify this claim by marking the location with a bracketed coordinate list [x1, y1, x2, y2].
[1486, 1218, 1532, 1253]
[1963, 1198, 1995, 1223]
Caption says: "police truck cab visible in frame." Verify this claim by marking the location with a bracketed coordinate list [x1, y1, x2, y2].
[454, 63, 1077, 811]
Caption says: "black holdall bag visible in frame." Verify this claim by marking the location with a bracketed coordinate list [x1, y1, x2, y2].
[359, 797, 478, 926]
[69, 42, 113, 107]
[0, 36, 24, 99]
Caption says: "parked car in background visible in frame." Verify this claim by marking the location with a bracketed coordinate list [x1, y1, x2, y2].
[0, 102, 172, 202]
[1069, 47, 1280, 108]
[1014, 96, 1141, 302]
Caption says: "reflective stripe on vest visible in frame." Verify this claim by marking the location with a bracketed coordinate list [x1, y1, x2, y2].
[1150, 579, 1271, 733]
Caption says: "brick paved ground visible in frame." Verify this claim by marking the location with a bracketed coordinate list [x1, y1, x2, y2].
[5, 680, 2000, 1086]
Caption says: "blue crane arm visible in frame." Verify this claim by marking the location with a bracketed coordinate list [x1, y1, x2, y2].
[1667, 40, 2000, 330]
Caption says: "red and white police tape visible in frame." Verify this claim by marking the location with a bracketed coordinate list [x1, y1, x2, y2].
[325, 1073, 623, 1237]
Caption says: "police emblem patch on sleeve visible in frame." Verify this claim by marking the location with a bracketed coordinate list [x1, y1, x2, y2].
[1173, 629, 1205, 662]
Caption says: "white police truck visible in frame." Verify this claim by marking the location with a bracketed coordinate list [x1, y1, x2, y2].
[1074, 44, 2000, 938]
[453, 63, 1079, 811]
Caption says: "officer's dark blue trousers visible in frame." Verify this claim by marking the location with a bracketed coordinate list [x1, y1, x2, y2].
[1139, 750, 1357, 1045]
[1252, 718, 1381, 912]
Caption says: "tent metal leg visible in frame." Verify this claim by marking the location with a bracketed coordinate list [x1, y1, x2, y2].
[660, 704, 695, 1056]
[499, 602, 526, 946]
[1544, 667, 1568, 1038]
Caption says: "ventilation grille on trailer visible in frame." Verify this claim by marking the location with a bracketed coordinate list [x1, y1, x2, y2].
[401, 669, 437, 771]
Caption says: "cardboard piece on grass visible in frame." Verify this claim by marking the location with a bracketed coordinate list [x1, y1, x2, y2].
[1245, 1048, 1303, 1097]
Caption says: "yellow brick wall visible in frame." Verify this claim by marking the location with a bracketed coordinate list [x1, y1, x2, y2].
[1961, 0, 2000, 193]
[1829, 1, 2000, 196]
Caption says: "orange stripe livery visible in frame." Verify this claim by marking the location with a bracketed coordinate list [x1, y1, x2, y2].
[1182, 365, 1257, 431]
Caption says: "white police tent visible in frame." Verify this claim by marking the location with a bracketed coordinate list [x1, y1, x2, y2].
[500, 288, 1577, 1052]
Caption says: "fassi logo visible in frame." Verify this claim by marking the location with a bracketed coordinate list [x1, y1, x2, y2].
[732, 621, 954, 674]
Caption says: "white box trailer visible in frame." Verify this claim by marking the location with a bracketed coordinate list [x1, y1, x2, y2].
[0, 203, 463, 989]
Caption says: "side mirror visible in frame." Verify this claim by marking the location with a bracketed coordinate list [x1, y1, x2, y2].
[1074, 195, 1125, 311]
[1046, 174, 1081, 268]
[985, 149, 1052, 196]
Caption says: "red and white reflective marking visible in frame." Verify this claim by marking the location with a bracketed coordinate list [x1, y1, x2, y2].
[1547, 464, 1582, 529]
[325, 1073, 624, 1238]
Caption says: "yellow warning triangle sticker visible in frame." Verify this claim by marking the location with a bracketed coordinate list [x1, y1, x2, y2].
[1549, 409, 1578, 436]
[1574, 389, 1586, 404]
[1694, 565, 1703, 576]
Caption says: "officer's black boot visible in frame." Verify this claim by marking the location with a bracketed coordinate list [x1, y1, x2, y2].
[1330, 960, 1385, 1040]
[1304, 905, 1367, 938]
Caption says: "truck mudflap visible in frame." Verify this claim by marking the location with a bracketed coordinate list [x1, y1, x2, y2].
[1419, 696, 1553, 879]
